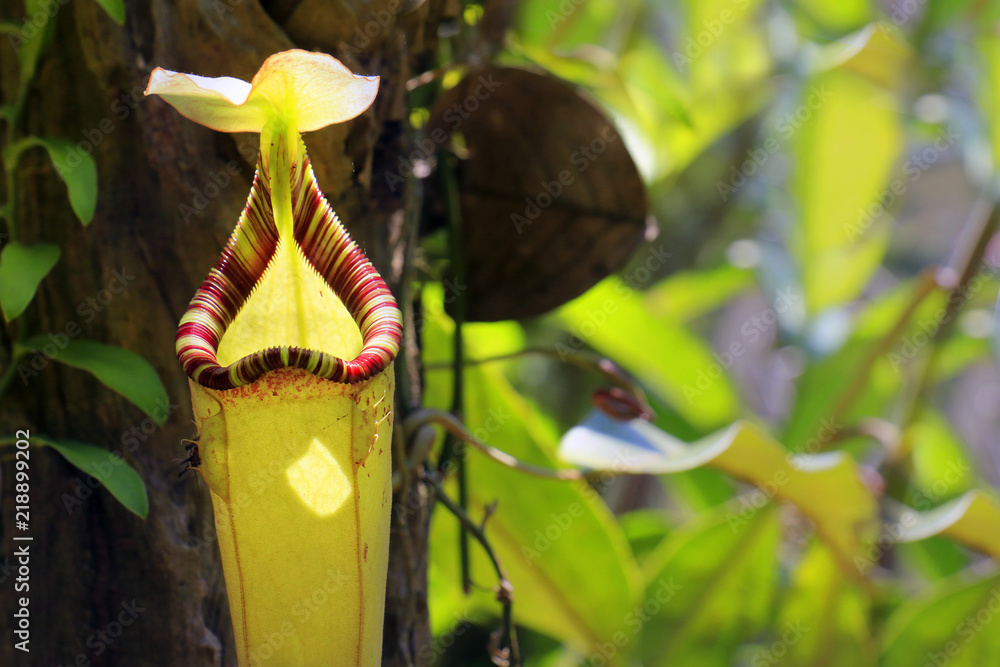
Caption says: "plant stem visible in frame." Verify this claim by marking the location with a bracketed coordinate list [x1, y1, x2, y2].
[426, 347, 652, 411]
[896, 200, 1000, 428]
[391, 423, 438, 492]
[823, 268, 940, 446]
[437, 150, 472, 592]
[425, 472, 521, 667]
[396, 164, 423, 415]
[830, 200, 999, 455]
[1, 87, 25, 240]
[406, 408, 586, 481]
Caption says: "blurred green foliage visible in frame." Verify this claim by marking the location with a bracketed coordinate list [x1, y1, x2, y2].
[419, 0, 1000, 665]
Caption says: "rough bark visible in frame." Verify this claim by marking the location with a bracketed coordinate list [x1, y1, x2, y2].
[0, 0, 441, 664]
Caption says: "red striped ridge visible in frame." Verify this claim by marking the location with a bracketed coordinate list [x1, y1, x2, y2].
[176, 144, 402, 390]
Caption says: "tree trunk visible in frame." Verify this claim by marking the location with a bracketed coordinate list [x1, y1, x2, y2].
[0, 1, 441, 664]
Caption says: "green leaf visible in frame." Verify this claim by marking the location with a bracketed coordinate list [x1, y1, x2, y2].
[895, 490, 1000, 561]
[556, 278, 739, 431]
[792, 27, 904, 312]
[783, 281, 948, 451]
[812, 23, 912, 89]
[851, 277, 947, 340]
[0, 241, 60, 321]
[979, 31, 1000, 169]
[906, 411, 975, 503]
[639, 502, 780, 666]
[618, 509, 672, 564]
[881, 571, 1000, 667]
[36, 435, 148, 518]
[643, 266, 753, 323]
[781, 342, 877, 451]
[559, 413, 878, 570]
[33, 138, 98, 225]
[15, 12, 54, 89]
[920, 0, 978, 31]
[898, 537, 971, 582]
[19, 336, 168, 424]
[94, 0, 125, 24]
[791, 0, 871, 31]
[515, 0, 629, 52]
[930, 334, 990, 385]
[767, 543, 875, 666]
[618, 41, 693, 129]
[663, 465, 736, 513]
[423, 283, 643, 653]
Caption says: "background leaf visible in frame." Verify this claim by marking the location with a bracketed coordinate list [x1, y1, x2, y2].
[15, 3, 55, 90]
[94, 0, 126, 24]
[19, 336, 168, 424]
[559, 414, 878, 569]
[0, 241, 60, 321]
[791, 0, 871, 32]
[978, 27, 1000, 169]
[556, 278, 739, 431]
[425, 66, 651, 321]
[881, 572, 1000, 667]
[791, 27, 904, 312]
[643, 266, 753, 323]
[36, 435, 148, 518]
[766, 543, 876, 666]
[33, 138, 98, 225]
[896, 490, 1000, 561]
[638, 502, 781, 666]
[906, 410, 975, 503]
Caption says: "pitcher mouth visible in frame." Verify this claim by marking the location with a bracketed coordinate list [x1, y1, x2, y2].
[175, 149, 402, 391]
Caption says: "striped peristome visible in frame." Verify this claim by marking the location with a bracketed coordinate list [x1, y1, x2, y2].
[176, 142, 402, 390]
